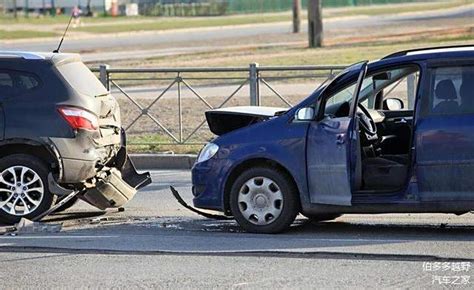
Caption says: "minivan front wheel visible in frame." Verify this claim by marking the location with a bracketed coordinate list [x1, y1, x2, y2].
[0, 154, 54, 224]
[230, 167, 299, 234]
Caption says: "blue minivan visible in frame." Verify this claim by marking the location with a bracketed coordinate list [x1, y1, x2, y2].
[191, 45, 474, 233]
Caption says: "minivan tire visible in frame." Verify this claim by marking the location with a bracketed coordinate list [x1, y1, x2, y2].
[230, 166, 299, 234]
[0, 154, 54, 224]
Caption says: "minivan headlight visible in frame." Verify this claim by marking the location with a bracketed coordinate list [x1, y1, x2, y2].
[197, 143, 219, 163]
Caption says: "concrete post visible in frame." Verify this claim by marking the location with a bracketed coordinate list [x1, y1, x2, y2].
[249, 63, 260, 106]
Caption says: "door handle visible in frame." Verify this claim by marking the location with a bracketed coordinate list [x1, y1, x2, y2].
[336, 134, 345, 145]
[395, 118, 407, 124]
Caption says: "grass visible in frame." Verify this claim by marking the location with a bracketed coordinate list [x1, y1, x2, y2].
[1, 0, 467, 35]
[127, 134, 203, 154]
[328, 0, 474, 17]
[0, 14, 148, 25]
[116, 34, 474, 69]
[76, 14, 290, 34]
[0, 29, 57, 39]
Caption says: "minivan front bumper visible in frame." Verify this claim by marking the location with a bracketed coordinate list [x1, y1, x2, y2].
[191, 158, 231, 211]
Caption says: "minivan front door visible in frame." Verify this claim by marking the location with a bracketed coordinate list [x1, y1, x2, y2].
[307, 62, 368, 205]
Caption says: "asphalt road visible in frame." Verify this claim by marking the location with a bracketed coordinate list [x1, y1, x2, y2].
[1, 170, 473, 288]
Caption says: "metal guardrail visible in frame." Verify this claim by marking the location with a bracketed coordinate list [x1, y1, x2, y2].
[93, 63, 347, 146]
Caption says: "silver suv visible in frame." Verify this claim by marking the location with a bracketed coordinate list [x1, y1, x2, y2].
[0, 51, 151, 223]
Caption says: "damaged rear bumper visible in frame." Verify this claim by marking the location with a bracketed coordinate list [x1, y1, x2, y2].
[81, 154, 151, 210]
[48, 129, 151, 210]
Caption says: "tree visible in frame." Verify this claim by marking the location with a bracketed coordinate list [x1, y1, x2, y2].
[308, 0, 323, 48]
[13, 0, 18, 18]
[292, 0, 301, 33]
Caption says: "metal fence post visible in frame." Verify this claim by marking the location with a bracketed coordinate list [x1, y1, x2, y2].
[249, 63, 260, 106]
[99, 64, 110, 90]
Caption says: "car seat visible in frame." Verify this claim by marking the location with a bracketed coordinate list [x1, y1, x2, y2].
[362, 157, 408, 190]
[432, 79, 459, 114]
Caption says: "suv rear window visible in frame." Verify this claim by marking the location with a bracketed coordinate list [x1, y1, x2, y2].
[0, 70, 41, 98]
[56, 61, 108, 96]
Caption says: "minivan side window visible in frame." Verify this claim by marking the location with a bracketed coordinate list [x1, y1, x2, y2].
[0, 70, 41, 98]
[323, 66, 419, 115]
[428, 65, 474, 115]
[379, 70, 419, 111]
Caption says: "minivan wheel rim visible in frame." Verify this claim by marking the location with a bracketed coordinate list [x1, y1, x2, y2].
[237, 177, 283, 225]
[0, 166, 44, 216]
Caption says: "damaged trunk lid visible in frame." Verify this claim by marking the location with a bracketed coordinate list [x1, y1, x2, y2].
[55, 59, 122, 148]
[206, 106, 287, 135]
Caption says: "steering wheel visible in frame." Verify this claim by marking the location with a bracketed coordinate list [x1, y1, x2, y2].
[357, 104, 378, 142]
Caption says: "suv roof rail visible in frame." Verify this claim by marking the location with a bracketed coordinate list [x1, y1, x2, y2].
[382, 44, 474, 60]
[0, 51, 45, 60]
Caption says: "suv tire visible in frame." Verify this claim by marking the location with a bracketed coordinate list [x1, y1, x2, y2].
[0, 154, 54, 224]
[230, 166, 299, 234]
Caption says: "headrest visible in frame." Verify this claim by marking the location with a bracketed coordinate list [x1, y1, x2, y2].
[435, 79, 457, 100]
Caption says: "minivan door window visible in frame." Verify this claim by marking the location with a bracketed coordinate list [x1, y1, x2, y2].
[416, 63, 474, 201]
[380, 70, 419, 111]
[425, 66, 474, 115]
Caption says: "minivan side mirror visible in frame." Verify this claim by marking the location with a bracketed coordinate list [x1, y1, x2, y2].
[383, 98, 404, 111]
[295, 107, 315, 121]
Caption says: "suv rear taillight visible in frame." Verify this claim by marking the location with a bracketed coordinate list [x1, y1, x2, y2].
[58, 106, 99, 130]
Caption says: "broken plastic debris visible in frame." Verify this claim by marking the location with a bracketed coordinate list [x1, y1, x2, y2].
[14, 218, 62, 234]
[90, 217, 109, 224]
[0, 225, 16, 235]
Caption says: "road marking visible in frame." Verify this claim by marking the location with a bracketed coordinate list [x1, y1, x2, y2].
[0, 235, 434, 243]
[151, 170, 189, 175]
[0, 235, 116, 239]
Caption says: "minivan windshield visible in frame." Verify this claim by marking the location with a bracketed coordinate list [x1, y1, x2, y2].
[56, 61, 108, 96]
[290, 61, 367, 111]
[322, 61, 368, 101]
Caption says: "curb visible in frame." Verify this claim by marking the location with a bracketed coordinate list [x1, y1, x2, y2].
[130, 154, 197, 170]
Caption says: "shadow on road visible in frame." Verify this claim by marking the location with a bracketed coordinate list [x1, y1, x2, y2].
[44, 210, 107, 223]
[159, 216, 474, 241]
[2, 212, 473, 261]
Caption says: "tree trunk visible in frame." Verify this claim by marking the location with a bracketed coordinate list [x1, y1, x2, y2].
[13, 0, 18, 18]
[292, 0, 301, 33]
[308, 0, 323, 48]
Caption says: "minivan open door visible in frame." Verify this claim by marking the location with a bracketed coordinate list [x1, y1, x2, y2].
[307, 62, 368, 205]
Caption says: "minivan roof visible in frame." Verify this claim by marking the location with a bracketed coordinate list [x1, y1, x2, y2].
[0, 51, 81, 65]
[382, 45, 474, 60]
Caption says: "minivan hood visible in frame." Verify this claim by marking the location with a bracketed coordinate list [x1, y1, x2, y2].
[205, 106, 287, 135]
